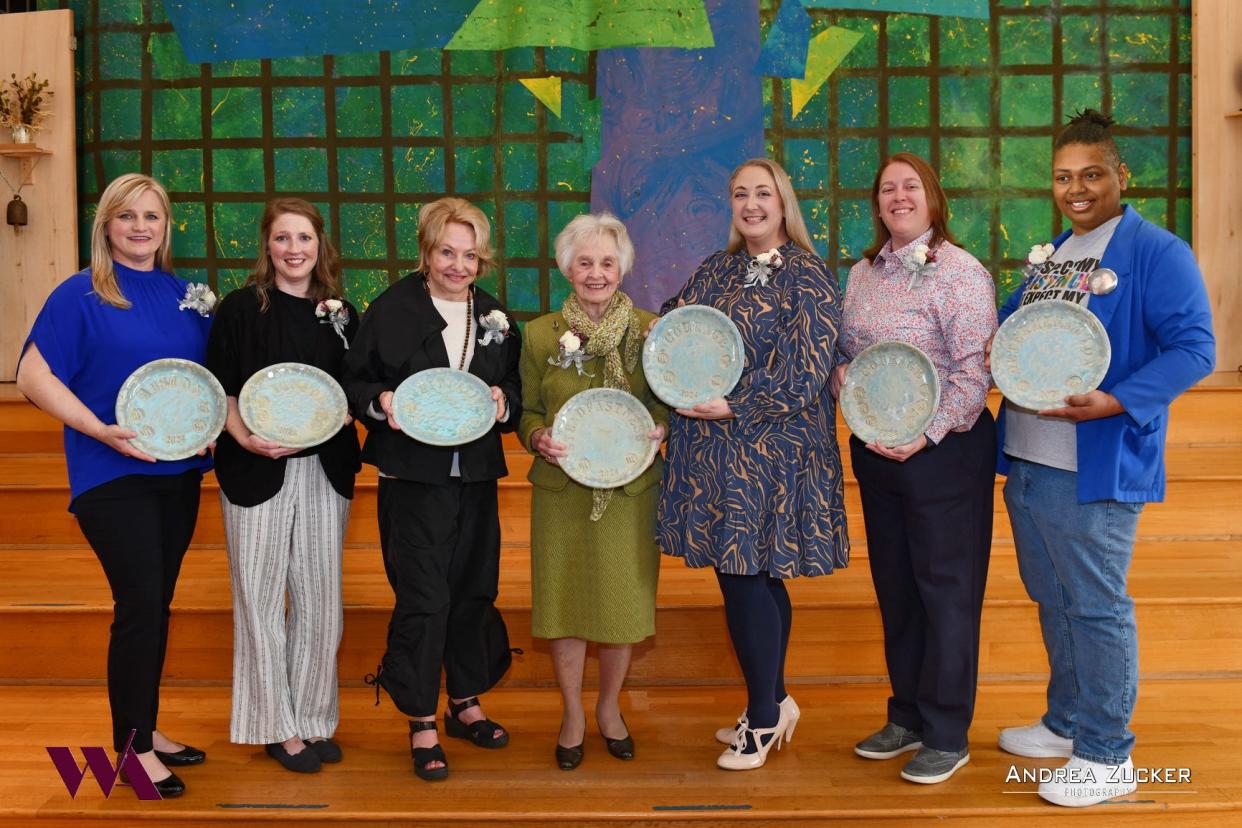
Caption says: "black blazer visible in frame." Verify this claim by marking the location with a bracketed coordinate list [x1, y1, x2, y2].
[206, 285, 362, 507]
[341, 273, 522, 484]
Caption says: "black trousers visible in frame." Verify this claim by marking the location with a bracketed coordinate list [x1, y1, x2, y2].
[74, 471, 202, 753]
[376, 477, 511, 718]
[849, 410, 996, 752]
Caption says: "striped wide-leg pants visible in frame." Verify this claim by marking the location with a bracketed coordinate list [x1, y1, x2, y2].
[221, 456, 350, 744]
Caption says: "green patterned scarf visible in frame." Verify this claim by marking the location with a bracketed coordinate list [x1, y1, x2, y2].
[561, 291, 642, 520]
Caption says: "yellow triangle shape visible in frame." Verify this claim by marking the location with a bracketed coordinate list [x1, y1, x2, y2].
[790, 27, 863, 119]
[519, 76, 562, 118]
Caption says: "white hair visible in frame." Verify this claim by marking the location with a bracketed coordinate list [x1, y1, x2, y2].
[554, 212, 635, 278]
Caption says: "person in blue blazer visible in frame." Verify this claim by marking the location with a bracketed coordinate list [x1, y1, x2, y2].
[990, 110, 1215, 808]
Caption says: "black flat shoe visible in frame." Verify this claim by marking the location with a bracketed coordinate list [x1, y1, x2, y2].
[601, 715, 635, 761]
[265, 742, 322, 774]
[410, 720, 448, 781]
[556, 742, 584, 770]
[444, 696, 509, 749]
[306, 738, 342, 764]
[119, 769, 186, 798]
[153, 744, 206, 767]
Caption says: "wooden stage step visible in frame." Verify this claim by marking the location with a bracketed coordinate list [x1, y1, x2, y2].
[2, 540, 1240, 685]
[3, 442, 1240, 547]
[1, 680, 1239, 826]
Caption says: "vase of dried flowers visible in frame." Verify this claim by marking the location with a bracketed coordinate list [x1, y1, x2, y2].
[1, 73, 53, 143]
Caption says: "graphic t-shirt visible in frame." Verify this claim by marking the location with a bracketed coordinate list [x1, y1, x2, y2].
[1003, 214, 1121, 471]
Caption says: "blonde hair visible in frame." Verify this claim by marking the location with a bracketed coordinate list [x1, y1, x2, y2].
[554, 212, 635, 278]
[89, 174, 175, 309]
[416, 197, 494, 277]
[725, 158, 816, 255]
[245, 198, 343, 312]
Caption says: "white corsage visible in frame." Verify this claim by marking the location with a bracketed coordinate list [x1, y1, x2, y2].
[178, 282, 216, 317]
[548, 330, 594, 377]
[900, 243, 938, 291]
[477, 309, 510, 346]
[742, 247, 784, 288]
[315, 298, 350, 349]
[1023, 242, 1056, 283]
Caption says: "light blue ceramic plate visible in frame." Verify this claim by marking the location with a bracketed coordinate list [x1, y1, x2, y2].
[992, 299, 1111, 411]
[643, 305, 745, 409]
[553, 388, 657, 489]
[392, 367, 494, 447]
[115, 358, 227, 461]
[239, 362, 347, 449]
[841, 341, 940, 447]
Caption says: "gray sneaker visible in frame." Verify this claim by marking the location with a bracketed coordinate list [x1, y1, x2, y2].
[854, 722, 923, 760]
[900, 746, 970, 784]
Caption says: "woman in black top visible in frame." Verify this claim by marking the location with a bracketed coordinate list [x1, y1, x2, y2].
[342, 196, 521, 781]
[206, 198, 360, 774]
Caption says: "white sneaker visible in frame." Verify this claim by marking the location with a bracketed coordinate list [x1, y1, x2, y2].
[1038, 756, 1137, 807]
[999, 720, 1074, 758]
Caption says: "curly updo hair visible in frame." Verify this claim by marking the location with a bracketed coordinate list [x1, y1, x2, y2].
[1054, 109, 1122, 170]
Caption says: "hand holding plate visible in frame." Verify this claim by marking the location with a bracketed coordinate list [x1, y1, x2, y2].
[1037, 389, 1124, 422]
[379, 390, 401, 431]
[983, 333, 994, 373]
[647, 423, 667, 443]
[675, 397, 735, 420]
[96, 423, 157, 463]
[242, 432, 300, 460]
[866, 434, 927, 462]
[490, 386, 506, 421]
[829, 363, 848, 399]
[532, 426, 567, 466]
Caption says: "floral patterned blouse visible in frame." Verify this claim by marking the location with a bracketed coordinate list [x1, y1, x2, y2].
[839, 229, 997, 443]
[658, 241, 850, 579]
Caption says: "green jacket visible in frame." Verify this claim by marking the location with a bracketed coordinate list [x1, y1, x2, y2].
[518, 309, 668, 496]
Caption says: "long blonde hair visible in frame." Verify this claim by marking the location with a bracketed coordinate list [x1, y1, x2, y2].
[244, 198, 343, 312]
[89, 174, 176, 309]
[724, 158, 817, 255]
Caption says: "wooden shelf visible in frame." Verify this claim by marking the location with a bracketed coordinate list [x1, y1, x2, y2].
[1227, 110, 1242, 118]
[0, 142, 52, 186]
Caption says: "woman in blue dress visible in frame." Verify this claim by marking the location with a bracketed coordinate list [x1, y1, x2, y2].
[658, 158, 849, 770]
[16, 173, 214, 798]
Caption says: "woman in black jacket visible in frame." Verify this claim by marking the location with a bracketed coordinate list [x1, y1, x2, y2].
[206, 197, 360, 774]
[342, 196, 522, 781]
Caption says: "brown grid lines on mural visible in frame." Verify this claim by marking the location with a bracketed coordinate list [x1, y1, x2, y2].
[762, 0, 1190, 303]
[57, 0, 595, 319]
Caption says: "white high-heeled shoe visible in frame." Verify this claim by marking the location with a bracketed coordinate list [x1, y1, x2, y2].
[715, 695, 800, 745]
[716, 703, 790, 771]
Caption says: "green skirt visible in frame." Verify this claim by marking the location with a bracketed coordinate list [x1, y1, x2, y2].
[529, 476, 659, 644]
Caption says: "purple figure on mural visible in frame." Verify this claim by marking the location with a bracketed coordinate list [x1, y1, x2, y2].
[592, 0, 764, 312]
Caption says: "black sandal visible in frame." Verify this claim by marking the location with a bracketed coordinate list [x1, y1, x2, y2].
[444, 696, 509, 749]
[408, 720, 448, 781]
[601, 714, 635, 761]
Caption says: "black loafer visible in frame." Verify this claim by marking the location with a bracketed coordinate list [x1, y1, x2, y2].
[119, 769, 186, 798]
[265, 743, 322, 773]
[154, 744, 206, 767]
[307, 738, 342, 764]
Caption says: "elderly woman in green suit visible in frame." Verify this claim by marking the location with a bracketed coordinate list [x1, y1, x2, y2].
[518, 213, 667, 771]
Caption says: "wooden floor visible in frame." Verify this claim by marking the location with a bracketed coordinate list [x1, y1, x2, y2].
[2, 681, 1241, 826]
[1, 376, 1240, 825]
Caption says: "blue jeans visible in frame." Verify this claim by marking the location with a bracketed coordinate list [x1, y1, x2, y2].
[1003, 459, 1144, 765]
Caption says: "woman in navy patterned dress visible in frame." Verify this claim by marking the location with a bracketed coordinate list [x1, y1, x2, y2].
[657, 158, 849, 770]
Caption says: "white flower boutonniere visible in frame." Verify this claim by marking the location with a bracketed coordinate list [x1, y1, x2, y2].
[743, 247, 784, 288]
[477, 309, 510, 346]
[178, 282, 216, 317]
[1023, 242, 1056, 283]
[900, 243, 939, 291]
[548, 329, 594, 377]
[316, 298, 350, 349]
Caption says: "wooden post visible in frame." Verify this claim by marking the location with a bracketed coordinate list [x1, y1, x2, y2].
[1192, 1, 1242, 374]
[0, 9, 77, 382]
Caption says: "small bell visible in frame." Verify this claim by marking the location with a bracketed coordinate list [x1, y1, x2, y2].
[7, 194, 27, 227]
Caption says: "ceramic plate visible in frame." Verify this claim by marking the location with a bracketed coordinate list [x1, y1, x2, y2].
[392, 367, 495, 446]
[841, 341, 941, 447]
[643, 305, 745, 408]
[115, 358, 227, 461]
[553, 388, 658, 489]
[992, 299, 1111, 411]
[238, 362, 347, 449]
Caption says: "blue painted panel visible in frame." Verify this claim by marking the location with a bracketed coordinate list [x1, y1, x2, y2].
[798, 0, 988, 19]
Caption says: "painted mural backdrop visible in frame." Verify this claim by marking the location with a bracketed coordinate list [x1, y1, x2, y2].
[43, 0, 1190, 320]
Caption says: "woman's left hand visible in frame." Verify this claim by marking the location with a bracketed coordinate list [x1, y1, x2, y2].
[490, 386, 507, 421]
[1038, 390, 1124, 422]
[647, 423, 667, 443]
[866, 434, 927, 462]
[675, 398, 735, 420]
